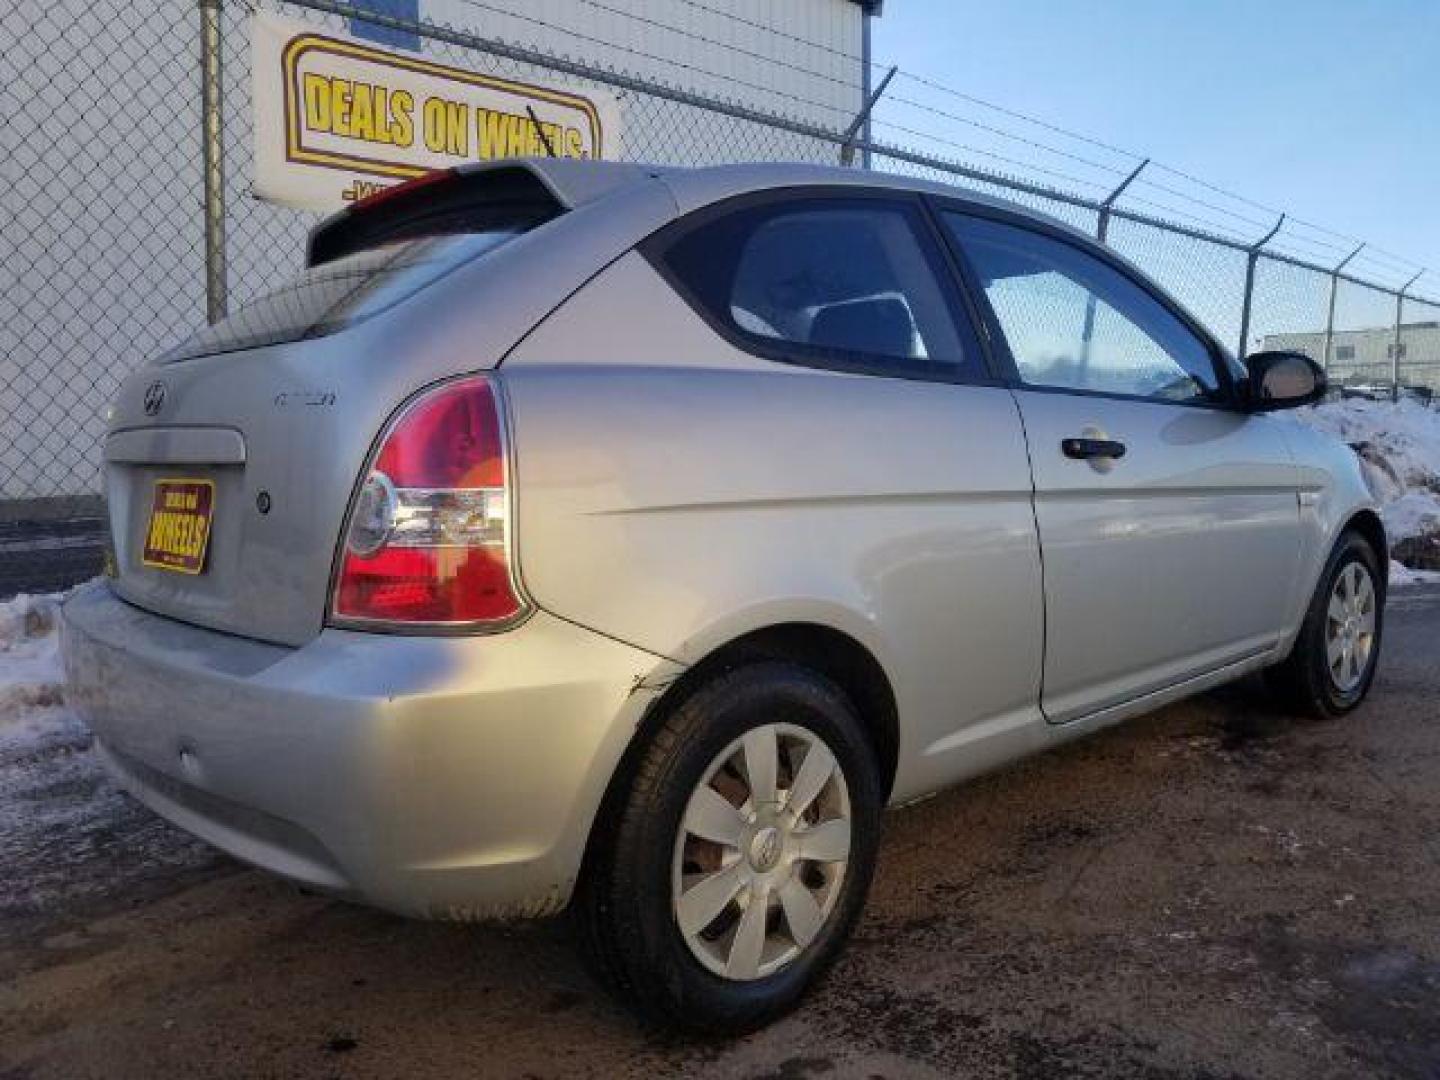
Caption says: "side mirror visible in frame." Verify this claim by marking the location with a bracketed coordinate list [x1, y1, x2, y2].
[1243, 351, 1327, 411]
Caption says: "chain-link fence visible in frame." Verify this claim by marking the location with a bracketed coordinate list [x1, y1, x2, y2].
[4, 0, 1438, 534]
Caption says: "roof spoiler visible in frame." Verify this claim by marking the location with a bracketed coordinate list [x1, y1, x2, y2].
[306, 159, 662, 267]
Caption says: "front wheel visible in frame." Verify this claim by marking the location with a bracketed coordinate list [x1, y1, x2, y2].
[576, 662, 881, 1033]
[1267, 529, 1384, 717]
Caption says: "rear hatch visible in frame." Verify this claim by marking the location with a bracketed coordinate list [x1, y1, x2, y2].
[103, 161, 670, 646]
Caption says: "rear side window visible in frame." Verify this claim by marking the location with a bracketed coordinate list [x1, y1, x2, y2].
[651, 196, 984, 381]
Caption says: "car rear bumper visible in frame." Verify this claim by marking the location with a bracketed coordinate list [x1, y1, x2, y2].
[60, 582, 680, 919]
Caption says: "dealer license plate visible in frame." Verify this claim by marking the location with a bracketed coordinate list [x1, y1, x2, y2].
[141, 479, 215, 575]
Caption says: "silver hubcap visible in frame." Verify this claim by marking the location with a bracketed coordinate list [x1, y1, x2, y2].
[1326, 561, 1377, 693]
[671, 723, 851, 982]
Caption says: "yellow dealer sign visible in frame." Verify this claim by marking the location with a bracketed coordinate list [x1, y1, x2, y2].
[252, 12, 620, 211]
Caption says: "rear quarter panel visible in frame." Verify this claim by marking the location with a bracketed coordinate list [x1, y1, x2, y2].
[502, 253, 1047, 802]
[101, 178, 677, 646]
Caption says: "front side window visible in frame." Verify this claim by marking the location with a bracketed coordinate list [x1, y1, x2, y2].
[943, 214, 1221, 403]
[655, 197, 981, 380]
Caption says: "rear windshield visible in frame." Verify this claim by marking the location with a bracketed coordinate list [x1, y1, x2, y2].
[162, 231, 528, 363]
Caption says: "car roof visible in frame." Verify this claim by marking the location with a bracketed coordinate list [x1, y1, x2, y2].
[453, 158, 1233, 361]
[663, 161, 1085, 232]
[458, 158, 1095, 247]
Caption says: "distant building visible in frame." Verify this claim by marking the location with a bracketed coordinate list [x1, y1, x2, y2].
[1263, 322, 1440, 393]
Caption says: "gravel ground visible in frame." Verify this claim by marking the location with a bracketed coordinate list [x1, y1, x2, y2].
[2, 588, 1438, 1080]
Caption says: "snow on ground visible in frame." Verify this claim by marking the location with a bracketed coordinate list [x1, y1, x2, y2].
[1389, 560, 1440, 586]
[0, 592, 64, 715]
[1292, 398, 1440, 567]
[0, 588, 218, 938]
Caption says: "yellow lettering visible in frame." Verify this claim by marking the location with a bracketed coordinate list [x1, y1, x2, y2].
[506, 113, 530, 157]
[344, 179, 390, 203]
[422, 96, 447, 153]
[444, 101, 468, 155]
[391, 90, 414, 147]
[422, 97, 467, 155]
[476, 107, 509, 159]
[372, 85, 393, 145]
[303, 73, 332, 132]
[350, 81, 374, 141]
[331, 78, 353, 137]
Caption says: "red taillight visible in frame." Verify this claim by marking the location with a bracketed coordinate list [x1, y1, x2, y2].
[331, 375, 526, 629]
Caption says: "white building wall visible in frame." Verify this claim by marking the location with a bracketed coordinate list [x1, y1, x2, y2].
[1, 0, 868, 502]
[1264, 324, 1440, 392]
[424, 0, 865, 133]
[2, 0, 205, 506]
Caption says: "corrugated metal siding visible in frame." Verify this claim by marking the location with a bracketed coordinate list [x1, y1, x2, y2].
[2, 0, 867, 498]
[425, 0, 865, 129]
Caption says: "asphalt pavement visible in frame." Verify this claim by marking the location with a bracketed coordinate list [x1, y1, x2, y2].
[3, 587, 1439, 1079]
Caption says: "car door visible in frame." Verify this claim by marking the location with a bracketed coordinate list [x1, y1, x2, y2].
[935, 207, 1302, 724]
[509, 189, 1048, 800]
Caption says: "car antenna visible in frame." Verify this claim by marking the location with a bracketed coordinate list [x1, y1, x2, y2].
[526, 106, 558, 157]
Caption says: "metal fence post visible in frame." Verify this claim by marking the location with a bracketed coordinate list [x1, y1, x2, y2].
[839, 65, 895, 167]
[1095, 158, 1148, 244]
[1321, 243, 1364, 377]
[1236, 214, 1285, 358]
[199, 0, 227, 324]
[1075, 160, 1149, 377]
[1394, 269, 1425, 400]
[860, 14, 873, 170]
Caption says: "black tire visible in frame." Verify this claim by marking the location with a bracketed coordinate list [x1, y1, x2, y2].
[575, 661, 882, 1034]
[1266, 529, 1384, 718]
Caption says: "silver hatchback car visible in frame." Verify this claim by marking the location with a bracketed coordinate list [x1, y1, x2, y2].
[62, 159, 1384, 1032]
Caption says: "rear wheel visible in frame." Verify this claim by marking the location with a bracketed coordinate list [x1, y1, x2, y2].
[1267, 530, 1384, 717]
[576, 662, 881, 1033]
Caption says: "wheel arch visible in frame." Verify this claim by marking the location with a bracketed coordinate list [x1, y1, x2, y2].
[577, 621, 901, 892]
[1279, 505, 1389, 660]
[1344, 508, 1388, 585]
[663, 622, 901, 800]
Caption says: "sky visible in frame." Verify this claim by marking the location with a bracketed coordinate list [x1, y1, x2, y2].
[871, 0, 1437, 291]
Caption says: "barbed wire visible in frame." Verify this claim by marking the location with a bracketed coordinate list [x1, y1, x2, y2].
[5, 0, 1438, 510]
[442, 0, 1429, 276]
[567, 0, 864, 95]
[881, 93, 1130, 182]
[666, 0, 873, 68]
[448, 0, 856, 120]
[868, 117, 1115, 196]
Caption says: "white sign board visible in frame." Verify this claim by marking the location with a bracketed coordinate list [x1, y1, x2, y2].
[252, 12, 621, 212]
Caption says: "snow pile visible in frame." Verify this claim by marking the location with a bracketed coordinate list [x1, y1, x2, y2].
[1292, 398, 1440, 567]
[0, 592, 66, 716]
[1389, 560, 1440, 586]
[0, 587, 221, 926]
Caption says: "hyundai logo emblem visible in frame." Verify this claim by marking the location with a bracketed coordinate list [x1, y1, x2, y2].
[143, 381, 167, 416]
